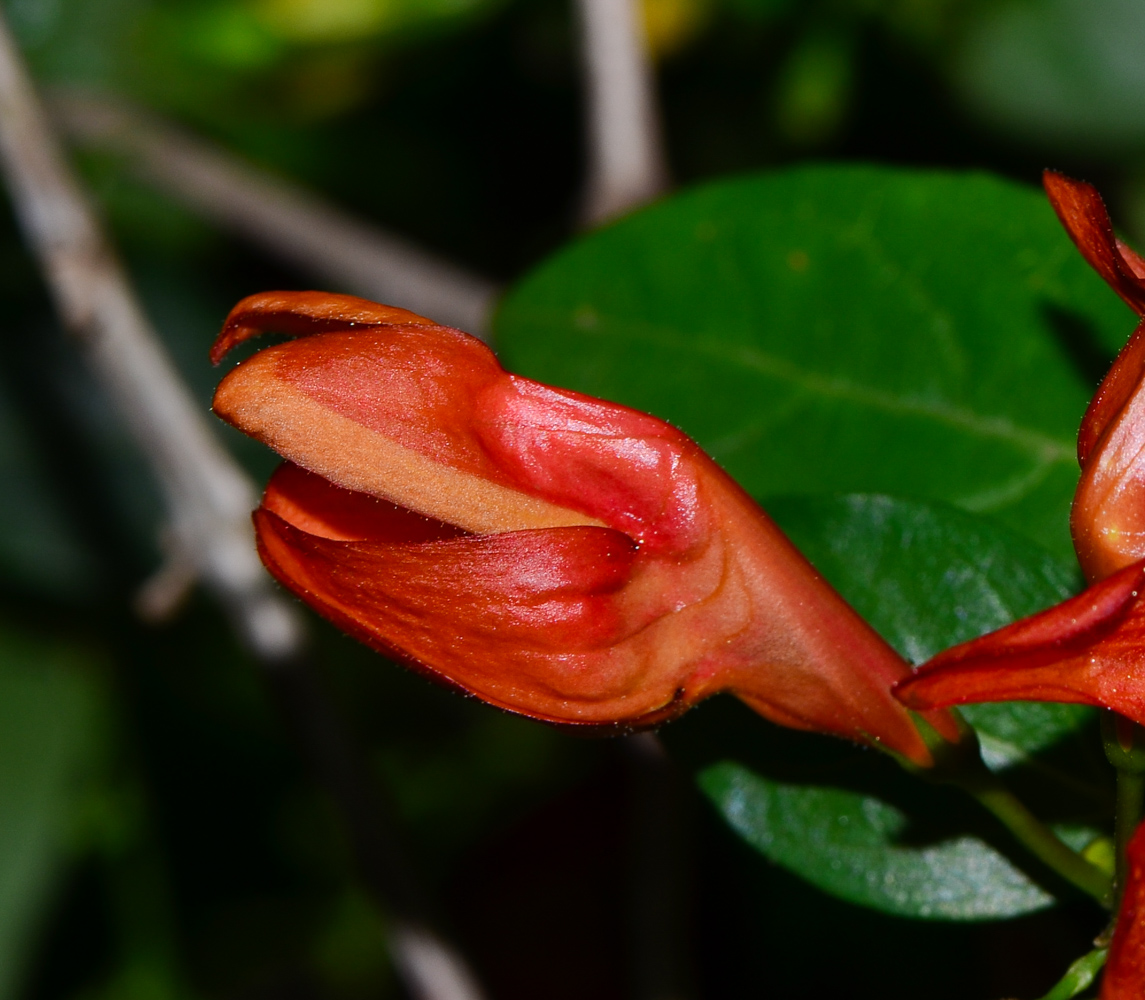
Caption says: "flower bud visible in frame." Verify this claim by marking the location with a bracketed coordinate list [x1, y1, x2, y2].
[1044, 171, 1145, 583]
[213, 290, 956, 763]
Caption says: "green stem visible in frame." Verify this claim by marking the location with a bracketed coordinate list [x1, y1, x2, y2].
[963, 775, 1112, 905]
[1100, 711, 1145, 914]
[1036, 948, 1108, 1000]
[907, 712, 1113, 906]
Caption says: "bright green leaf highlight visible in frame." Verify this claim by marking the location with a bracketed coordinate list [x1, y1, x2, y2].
[496, 165, 1132, 558]
[700, 762, 1058, 919]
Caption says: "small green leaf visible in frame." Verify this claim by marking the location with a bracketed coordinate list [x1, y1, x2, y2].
[496, 165, 1130, 558]
[699, 762, 1059, 919]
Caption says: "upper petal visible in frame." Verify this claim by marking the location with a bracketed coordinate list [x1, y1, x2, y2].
[213, 297, 713, 553]
[895, 560, 1145, 723]
[1043, 172, 1145, 317]
[210, 290, 439, 364]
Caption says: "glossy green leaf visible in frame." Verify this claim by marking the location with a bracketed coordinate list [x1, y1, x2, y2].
[495, 165, 1131, 558]
[699, 763, 1060, 919]
[766, 493, 1092, 770]
[0, 628, 101, 999]
[690, 495, 1101, 918]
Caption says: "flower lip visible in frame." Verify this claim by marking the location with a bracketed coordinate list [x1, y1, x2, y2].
[263, 461, 470, 544]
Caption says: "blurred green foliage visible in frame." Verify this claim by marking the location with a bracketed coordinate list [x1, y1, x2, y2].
[0, 0, 1144, 997]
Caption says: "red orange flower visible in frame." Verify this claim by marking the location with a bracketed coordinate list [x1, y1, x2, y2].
[895, 559, 1145, 723]
[212, 290, 955, 764]
[1102, 820, 1145, 998]
[1045, 170, 1145, 584]
[895, 173, 1145, 723]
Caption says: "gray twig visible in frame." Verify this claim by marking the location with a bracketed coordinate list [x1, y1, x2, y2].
[0, 15, 488, 1000]
[0, 22, 295, 659]
[575, 0, 669, 225]
[50, 88, 499, 339]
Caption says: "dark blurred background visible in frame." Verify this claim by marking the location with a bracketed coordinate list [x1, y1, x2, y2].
[0, 0, 1141, 997]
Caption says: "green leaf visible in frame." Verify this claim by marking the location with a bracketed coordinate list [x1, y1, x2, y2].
[699, 762, 1060, 919]
[0, 627, 102, 999]
[680, 495, 1103, 918]
[765, 493, 1092, 771]
[495, 165, 1131, 558]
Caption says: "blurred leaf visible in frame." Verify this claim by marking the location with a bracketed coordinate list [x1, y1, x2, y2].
[955, 0, 1145, 151]
[253, 0, 498, 44]
[495, 165, 1132, 558]
[774, 30, 853, 145]
[0, 626, 101, 998]
[375, 711, 574, 861]
[0, 374, 95, 597]
[310, 890, 392, 995]
[642, 0, 711, 60]
[699, 762, 1063, 919]
[9, 0, 506, 127]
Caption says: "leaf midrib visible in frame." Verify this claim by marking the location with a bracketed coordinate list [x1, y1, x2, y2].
[512, 307, 1077, 464]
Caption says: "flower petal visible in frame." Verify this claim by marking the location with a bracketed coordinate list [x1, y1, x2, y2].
[1043, 171, 1145, 317]
[218, 291, 958, 760]
[895, 560, 1145, 723]
[1103, 821, 1145, 998]
[210, 290, 438, 365]
[1072, 328, 1145, 581]
[215, 328, 604, 534]
[1077, 318, 1145, 470]
[253, 505, 708, 727]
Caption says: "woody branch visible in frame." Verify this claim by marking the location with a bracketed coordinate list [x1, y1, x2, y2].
[0, 14, 487, 1000]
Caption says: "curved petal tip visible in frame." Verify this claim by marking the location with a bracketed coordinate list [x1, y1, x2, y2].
[210, 290, 439, 365]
